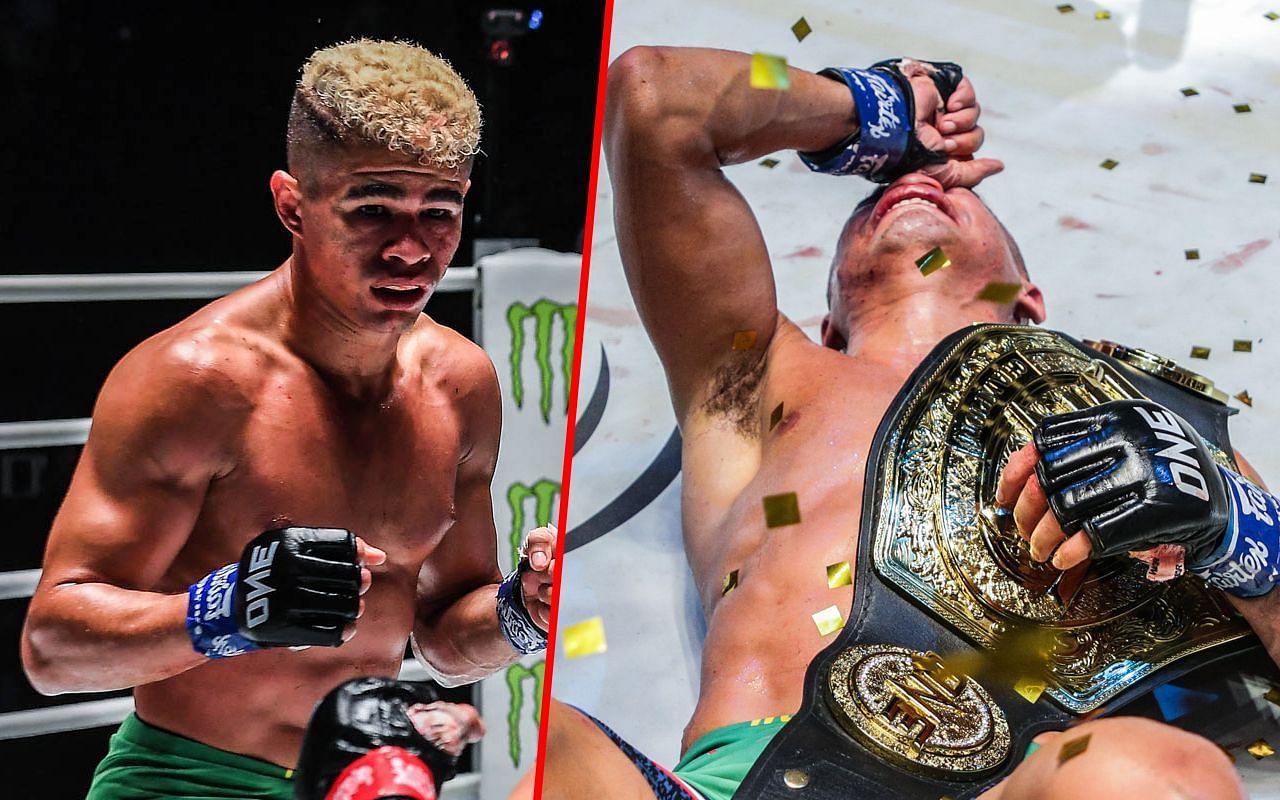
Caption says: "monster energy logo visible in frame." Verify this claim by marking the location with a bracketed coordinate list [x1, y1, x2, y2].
[505, 659, 545, 766]
[507, 479, 559, 570]
[507, 299, 576, 423]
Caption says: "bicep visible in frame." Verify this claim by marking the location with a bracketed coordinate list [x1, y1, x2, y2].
[606, 52, 779, 420]
[37, 353, 231, 594]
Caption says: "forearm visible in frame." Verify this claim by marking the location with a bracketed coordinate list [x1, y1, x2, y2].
[412, 582, 522, 686]
[1227, 592, 1280, 668]
[606, 46, 856, 168]
[21, 582, 205, 694]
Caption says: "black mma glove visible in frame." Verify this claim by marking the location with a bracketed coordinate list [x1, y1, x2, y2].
[186, 527, 361, 658]
[293, 677, 458, 800]
[1034, 399, 1280, 597]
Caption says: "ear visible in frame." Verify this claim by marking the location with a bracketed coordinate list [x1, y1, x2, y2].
[461, 178, 472, 198]
[270, 170, 304, 237]
[1014, 283, 1046, 325]
[820, 314, 848, 351]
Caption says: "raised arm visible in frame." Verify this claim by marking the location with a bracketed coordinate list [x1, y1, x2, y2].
[604, 46, 854, 422]
[20, 340, 243, 694]
[604, 47, 997, 423]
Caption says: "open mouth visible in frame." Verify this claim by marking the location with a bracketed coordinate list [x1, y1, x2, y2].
[371, 285, 427, 307]
[871, 183, 952, 228]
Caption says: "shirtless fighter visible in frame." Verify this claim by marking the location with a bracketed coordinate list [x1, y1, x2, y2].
[19, 39, 554, 799]
[542, 47, 1278, 799]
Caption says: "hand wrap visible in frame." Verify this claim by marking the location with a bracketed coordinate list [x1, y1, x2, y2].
[293, 677, 456, 800]
[496, 558, 547, 655]
[1191, 466, 1280, 597]
[186, 527, 361, 658]
[798, 58, 963, 183]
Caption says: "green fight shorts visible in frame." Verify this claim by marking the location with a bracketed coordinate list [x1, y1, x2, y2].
[87, 713, 294, 800]
[672, 714, 792, 800]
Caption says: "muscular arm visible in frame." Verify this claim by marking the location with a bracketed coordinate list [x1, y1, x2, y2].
[20, 339, 245, 694]
[605, 47, 993, 423]
[605, 46, 858, 422]
[411, 355, 520, 686]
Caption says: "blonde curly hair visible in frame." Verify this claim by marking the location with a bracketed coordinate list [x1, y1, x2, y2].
[288, 38, 481, 174]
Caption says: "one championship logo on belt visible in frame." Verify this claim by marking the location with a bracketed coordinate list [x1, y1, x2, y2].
[826, 644, 1010, 776]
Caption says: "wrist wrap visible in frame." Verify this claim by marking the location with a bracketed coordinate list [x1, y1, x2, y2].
[798, 59, 961, 183]
[186, 563, 259, 659]
[496, 561, 547, 655]
[1192, 465, 1280, 597]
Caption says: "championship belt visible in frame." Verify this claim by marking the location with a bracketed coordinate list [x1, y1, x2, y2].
[735, 325, 1274, 799]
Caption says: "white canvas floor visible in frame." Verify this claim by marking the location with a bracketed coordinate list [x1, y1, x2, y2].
[556, 0, 1280, 794]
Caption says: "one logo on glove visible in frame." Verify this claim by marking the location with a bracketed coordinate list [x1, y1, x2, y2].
[1135, 406, 1209, 501]
[243, 541, 279, 629]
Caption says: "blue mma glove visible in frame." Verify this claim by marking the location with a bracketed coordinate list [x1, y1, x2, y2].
[798, 58, 964, 183]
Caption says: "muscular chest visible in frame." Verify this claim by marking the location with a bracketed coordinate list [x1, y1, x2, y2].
[202, 378, 463, 564]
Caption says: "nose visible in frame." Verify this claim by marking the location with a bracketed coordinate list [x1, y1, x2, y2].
[382, 227, 431, 267]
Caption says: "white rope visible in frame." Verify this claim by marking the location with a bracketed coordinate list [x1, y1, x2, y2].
[0, 418, 91, 450]
[0, 569, 40, 601]
[0, 267, 478, 303]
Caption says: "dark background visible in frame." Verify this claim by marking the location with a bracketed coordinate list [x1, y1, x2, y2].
[0, 0, 605, 794]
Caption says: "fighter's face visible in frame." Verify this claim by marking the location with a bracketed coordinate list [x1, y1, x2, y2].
[293, 146, 471, 331]
[835, 172, 1019, 296]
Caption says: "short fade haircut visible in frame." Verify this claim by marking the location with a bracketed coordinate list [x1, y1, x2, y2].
[287, 39, 482, 181]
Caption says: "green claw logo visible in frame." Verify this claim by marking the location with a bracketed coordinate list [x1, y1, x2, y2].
[506, 479, 560, 569]
[507, 299, 577, 423]
[504, 659, 545, 767]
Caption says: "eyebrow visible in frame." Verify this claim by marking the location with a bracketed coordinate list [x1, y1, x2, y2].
[342, 184, 464, 204]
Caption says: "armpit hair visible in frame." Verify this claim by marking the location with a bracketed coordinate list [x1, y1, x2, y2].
[702, 351, 767, 437]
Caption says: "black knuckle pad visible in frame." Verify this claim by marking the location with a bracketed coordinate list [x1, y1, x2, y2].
[924, 60, 964, 102]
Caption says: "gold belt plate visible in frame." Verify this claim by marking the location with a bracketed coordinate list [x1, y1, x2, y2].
[869, 326, 1249, 712]
[825, 644, 1012, 776]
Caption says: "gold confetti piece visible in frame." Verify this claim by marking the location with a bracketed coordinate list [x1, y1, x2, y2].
[563, 616, 607, 658]
[763, 492, 801, 527]
[791, 17, 812, 42]
[976, 281, 1022, 303]
[750, 52, 791, 90]
[826, 560, 852, 589]
[1058, 733, 1092, 764]
[1190, 346, 1211, 359]
[770, 402, 785, 430]
[1100, 158, 1119, 170]
[1265, 687, 1280, 706]
[1250, 173, 1268, 184]
[1056, 4, 1074, 12]
[1094, 9, 1111, 20]
[1184, 248, 1200, 260]
[732, 329, 758, 350]
[1180, 87, 1199, 97]
[812, 604, 845, 636]
[723, 569, 739, 596]
[1234, 339, 1253, 352]
[759, 158, 780, 168]
[1236, 390, 1253, 407]
[916, 246, 951, 276]
[1247, 739, 1275, 759]
[1268, 11, 1280, 20]
[1234, 103, 1252, 113]
[1014, 676, 1047, 703]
